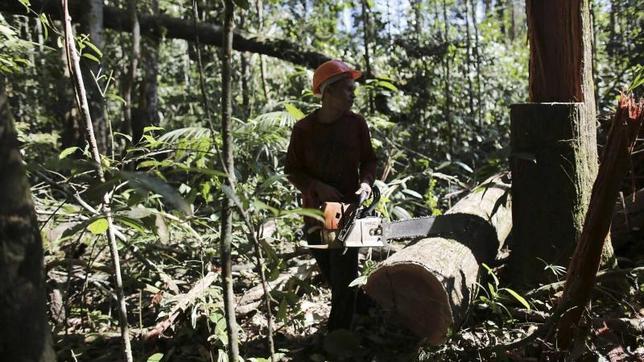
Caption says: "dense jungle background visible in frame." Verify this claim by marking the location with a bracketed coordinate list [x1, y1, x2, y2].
[0, 0, 642, 361]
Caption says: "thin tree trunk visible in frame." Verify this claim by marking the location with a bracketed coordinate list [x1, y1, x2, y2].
[508, 0, 515, 41]
[496, 0, 506, 36]
[441, 0, 452, 154]
[220, 0, 240, 360]
[79, 0, 108, 153]
[134, 0, 160, 142]
[255, 0, 269, 100]
[361, 0, 374, 114]
[471, 0, 483, 127]
[239, 11, 250, 120]
[464, 0, 474, 119]
[61, 1, 133, 360]
[123, 0, 140, 138]
[0, 77, 56, 362]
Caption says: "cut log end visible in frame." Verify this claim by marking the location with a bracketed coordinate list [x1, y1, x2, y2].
[365, 263, 453, 345]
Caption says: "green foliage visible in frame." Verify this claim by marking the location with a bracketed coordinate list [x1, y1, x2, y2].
[5, 0, 641, 360]
[477, 263, 531, 317]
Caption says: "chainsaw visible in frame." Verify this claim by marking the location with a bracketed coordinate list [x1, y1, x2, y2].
[310, 186, 436, 249]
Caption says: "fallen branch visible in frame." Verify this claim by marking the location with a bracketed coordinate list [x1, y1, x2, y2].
[236, 261, 315, 316]
[143, 272, 218, 342]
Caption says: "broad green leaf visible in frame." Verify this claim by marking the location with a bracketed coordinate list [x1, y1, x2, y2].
[284, 103, 305, 120]
[87, 218, 108, 235]
[121, 171, 192, 216]
[503, 288, 531, 311]
[147, 353, 164, 362]
[59, 146, 79, 159]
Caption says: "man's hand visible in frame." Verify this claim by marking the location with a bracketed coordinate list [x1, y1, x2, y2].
[312, 180, 343, 202]
[355, 182, 372, 203]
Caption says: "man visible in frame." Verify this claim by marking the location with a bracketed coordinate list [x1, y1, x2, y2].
[285, 60, 377, 331]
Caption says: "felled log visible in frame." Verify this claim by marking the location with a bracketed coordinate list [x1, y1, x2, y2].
[364, 174, 512, 345]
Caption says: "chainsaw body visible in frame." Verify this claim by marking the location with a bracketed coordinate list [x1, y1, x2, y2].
[318, 186, 435, 248]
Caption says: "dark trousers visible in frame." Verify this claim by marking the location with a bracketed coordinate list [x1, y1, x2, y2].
[306, 230, 359, 331]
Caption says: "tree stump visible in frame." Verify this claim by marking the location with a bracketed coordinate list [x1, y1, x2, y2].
[507, 102, 604, 286]
[364, 174, 512, 345]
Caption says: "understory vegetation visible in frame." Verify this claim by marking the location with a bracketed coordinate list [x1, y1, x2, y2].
[1, 0, 642, 360]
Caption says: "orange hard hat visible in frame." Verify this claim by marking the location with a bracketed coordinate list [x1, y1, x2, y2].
[312, 60, 362, 96]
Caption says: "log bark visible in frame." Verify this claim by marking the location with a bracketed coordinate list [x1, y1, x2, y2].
[508, 103, 598, 286]
[364, 174, 512, 345]
[0, 0, 331, 70]
[0, 76, 56, 362]
[557, 96, 644, 349]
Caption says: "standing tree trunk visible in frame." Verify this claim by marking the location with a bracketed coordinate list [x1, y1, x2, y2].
[220, 0, 240, 360]
[508, 0, 614, 287]
[239, 11, 250, 120]
[441, 0, 453, 154]
[134, 0, 160, 142]
[0, 78, 56, 362]
[361, 0, 374, 114]
[123, 0, 140, 138]
[464, 0, 474, 119]
[471, 0, 483, 128]
[255, 0, 269, 101]
[62, 1, 133, 360]
[79, 0, 108, 153]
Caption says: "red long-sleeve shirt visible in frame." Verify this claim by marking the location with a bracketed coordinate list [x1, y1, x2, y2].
[285, 109, 377, 225]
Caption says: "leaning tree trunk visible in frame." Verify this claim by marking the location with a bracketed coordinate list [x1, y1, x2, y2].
[0, 79, 56, 362]
[365, 174, 512, 345]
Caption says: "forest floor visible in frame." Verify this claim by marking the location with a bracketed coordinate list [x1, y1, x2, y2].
[48, 237, 644, 362]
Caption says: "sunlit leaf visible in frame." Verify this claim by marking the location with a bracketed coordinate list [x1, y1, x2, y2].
[503, 288, 531, 311]
[146, 353, 164, 362]
[87, 218, 108, 235]
[59, 146, 79, 159]
[284, 103, 305, 121]
[81, 52, 100, 63]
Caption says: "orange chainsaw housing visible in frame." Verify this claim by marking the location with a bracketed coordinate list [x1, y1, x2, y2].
[321, 202, 354, 244]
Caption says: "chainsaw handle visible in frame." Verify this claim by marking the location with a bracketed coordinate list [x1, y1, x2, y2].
[359, 185, 380, 218]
